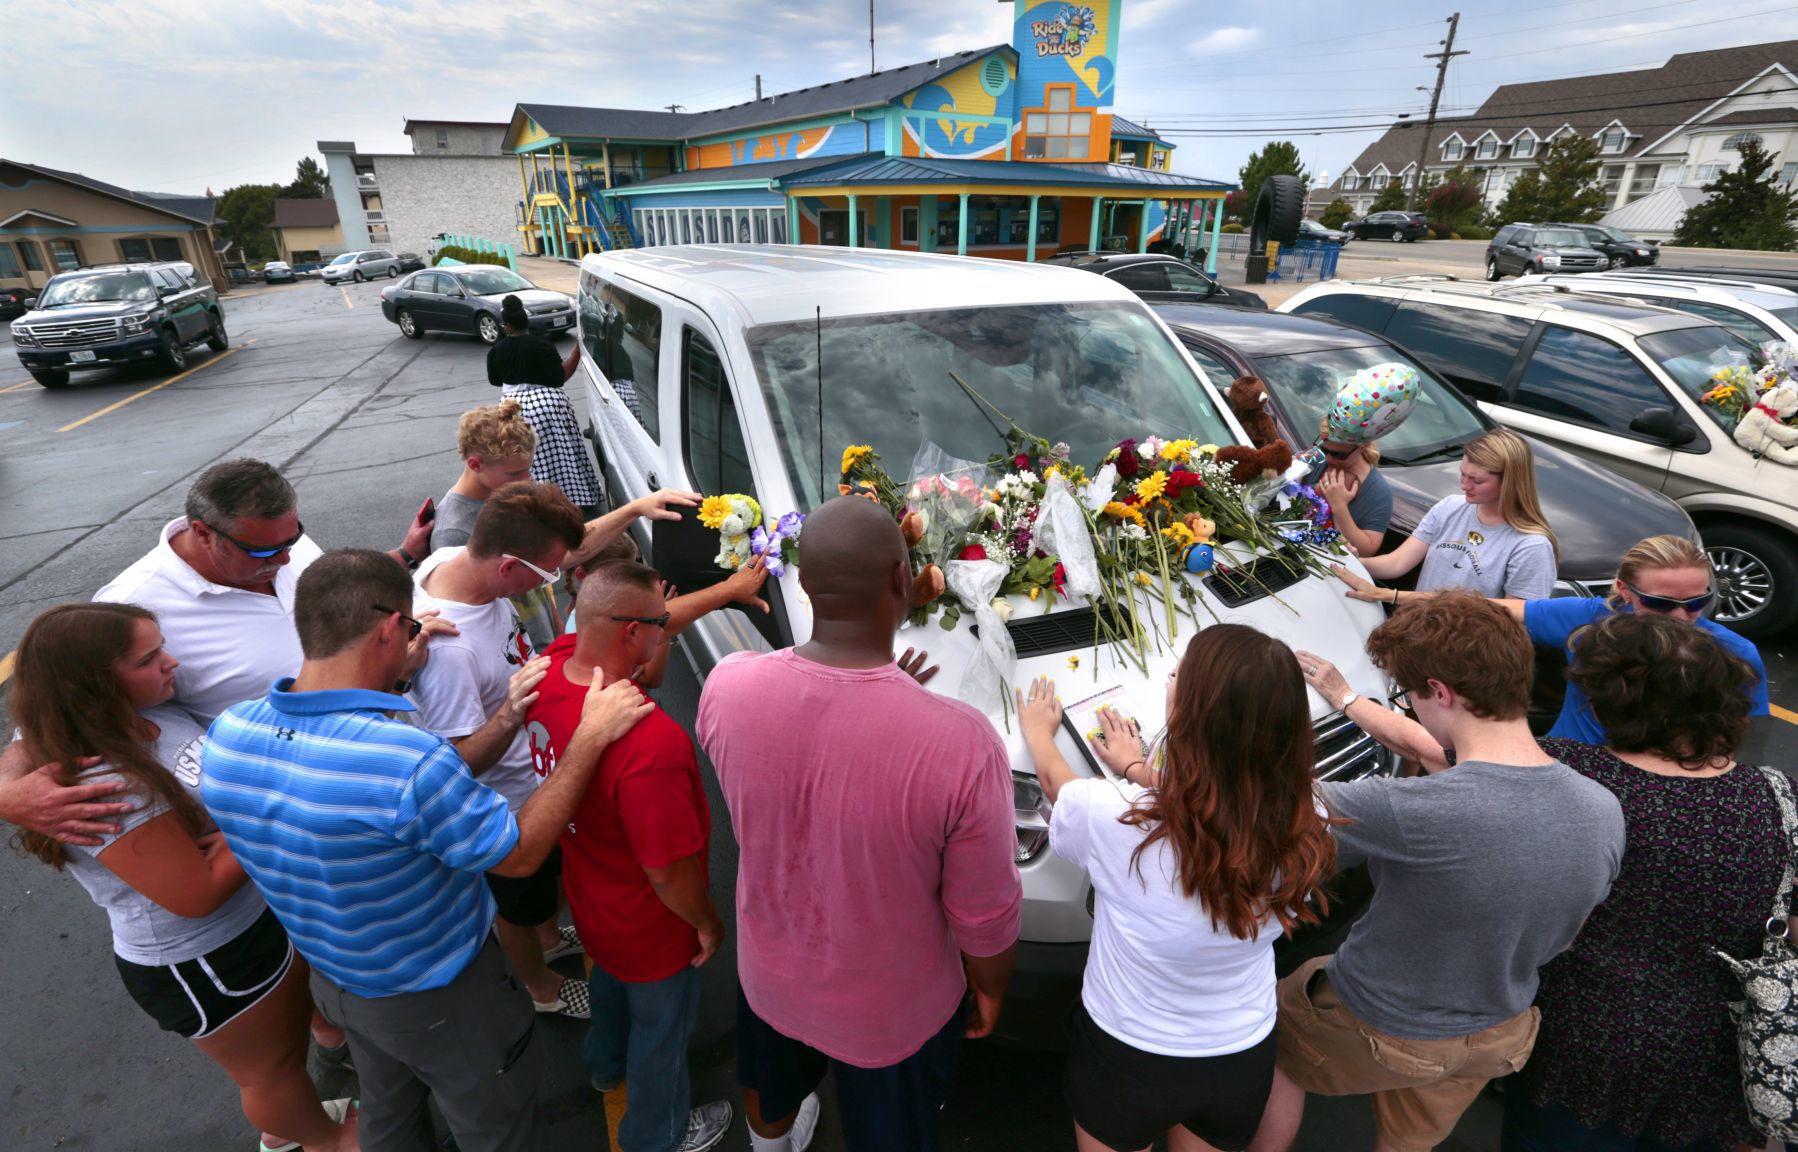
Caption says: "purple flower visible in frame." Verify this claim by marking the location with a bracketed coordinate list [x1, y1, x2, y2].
[776, 511, 805, 538]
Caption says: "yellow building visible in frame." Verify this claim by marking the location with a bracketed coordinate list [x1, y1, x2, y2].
[271, 198, 345, 265]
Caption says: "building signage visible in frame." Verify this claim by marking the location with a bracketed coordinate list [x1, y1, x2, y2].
[1031, 5, 1098, 57]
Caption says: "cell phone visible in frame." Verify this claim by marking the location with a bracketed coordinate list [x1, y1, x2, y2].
[419, 497, 435, 525]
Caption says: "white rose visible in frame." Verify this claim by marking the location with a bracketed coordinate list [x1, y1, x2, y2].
[990, 598, 1014, 623]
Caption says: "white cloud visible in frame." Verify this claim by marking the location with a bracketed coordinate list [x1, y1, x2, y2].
[1188, 26, 1260, 53]
[1124, 0, 1182, 32]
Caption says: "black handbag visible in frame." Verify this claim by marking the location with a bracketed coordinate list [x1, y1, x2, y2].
[1717, 765, 1798, 1140]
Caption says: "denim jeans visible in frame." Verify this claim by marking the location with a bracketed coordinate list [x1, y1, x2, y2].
[1500, 1091, 1727, 1152]
[586, 963, 702, 1152]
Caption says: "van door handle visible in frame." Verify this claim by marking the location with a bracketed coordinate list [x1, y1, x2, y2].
[648, 471, 659, 488]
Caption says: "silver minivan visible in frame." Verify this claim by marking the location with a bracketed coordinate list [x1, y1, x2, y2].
[319, 249, 401, 283]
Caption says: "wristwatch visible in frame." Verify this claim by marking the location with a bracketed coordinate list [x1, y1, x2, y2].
[1338, 690, 1360, 713]
[392, 677, 413, 694]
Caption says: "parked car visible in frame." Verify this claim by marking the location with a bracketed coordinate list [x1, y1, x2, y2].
[396, 252, 426, 273]
[1343, 211, 1429, 242]
[1298, 219, 1349, 244]
[380, 264, 574, 344]
[0, 286, 29, 320]
[1632, 264, 1798, 294]
[9, 262, 227, 388]
[1281, 277, 1798, 637]
[319, 249, 401, 283]
[1518, 272, 1798, 345]
[1042, 252, 1267, 309]
[1549, 223, 1658, 269]
[262, 260, 296, 284]
[573, 243, 1402, 1033]
[1485, 224, 1607, 280]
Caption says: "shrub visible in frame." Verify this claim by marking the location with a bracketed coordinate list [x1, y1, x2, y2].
[1319, 197, 1355, 230]
[434, 244, 512, 268]
[1220, 222, 1246, 234]
[1458, 225, 1494, 240]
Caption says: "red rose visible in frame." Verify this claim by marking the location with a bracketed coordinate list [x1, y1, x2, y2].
[957, 543, 988, 561]
[1013, 454, 1031, 471]
[1166, 470, 1204, 493]
[1115, 449, 1140, 479]
[1052, 562, 1068, 597]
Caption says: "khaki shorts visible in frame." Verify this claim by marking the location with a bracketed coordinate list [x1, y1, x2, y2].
[1275, 955, 1539, 1152]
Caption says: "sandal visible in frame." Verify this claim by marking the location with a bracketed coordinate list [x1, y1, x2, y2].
[258, 1097, 356, 1152]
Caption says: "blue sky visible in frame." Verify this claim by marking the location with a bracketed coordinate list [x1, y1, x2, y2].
[6, 0, 1797, 195]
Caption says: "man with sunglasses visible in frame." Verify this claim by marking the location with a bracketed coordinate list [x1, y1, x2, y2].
[524, 560, 738, 1152]
[408, 480, 591, 1021]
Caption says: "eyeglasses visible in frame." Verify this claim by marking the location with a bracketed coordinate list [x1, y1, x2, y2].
[1623, 579, 1714, 615]
[1392, 688, 1414, 711]
[371, 604, 424, 640]
[204, 519, 305, 559]
[610, 612, 672, 629]
[1321, 445, 1359, 461]
[502, 553, 560, 587]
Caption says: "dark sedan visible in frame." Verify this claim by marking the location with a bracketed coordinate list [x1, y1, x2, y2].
[1043, 252, 1267, 309]
[0, 286, 29, 320]
[1344, 211, 1429, 242]
[1152, 305, 1696, 591]
[396, 252, 427, 273]
[1551, 223, 1658, 269]
[379, 265, 575, 345]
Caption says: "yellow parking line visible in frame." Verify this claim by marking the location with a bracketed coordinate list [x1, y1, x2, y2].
[339, 285, 353, 310]
[1775, 703, 1798, 727]
[0, 379, 36, 393]
[0, 650, 13, 687]
[57, 340, 254, 433]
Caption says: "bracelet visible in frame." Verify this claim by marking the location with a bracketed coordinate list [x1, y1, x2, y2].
[1123, 759, 1146, 776]
[398, 546, 419, 570]
[1390, 587, 1400, 606]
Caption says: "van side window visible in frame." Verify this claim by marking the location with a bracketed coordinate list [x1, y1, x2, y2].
[1512, 326, 1669, 435]
[684, 328, 754, 497]
[1666, 299, 1779, 345]
[599, 283, 661, 440]
[1108, 264, 1170, 292]
[1287, 292, 1399, 336]
[1383, 303, 1530, 404]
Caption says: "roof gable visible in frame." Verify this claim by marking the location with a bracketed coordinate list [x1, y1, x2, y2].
[0, 159, 214, 225]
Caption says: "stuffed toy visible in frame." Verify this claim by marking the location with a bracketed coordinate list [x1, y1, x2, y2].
[1183, 514, 1215, 544]
[1734, 383, 1798, 465]
[912, 563, 946, 607]
[900, 510, 926, 547]
[1214, 442, 1294, 485]
[1227, 376, 1282, 449]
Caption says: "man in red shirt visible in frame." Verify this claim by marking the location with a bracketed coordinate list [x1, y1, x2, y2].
[526, 560, 733, 1152]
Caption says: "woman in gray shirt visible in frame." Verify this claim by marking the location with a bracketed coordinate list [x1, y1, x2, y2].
[11, 603, 357, 1152]
[1333, 428, 1559, 604]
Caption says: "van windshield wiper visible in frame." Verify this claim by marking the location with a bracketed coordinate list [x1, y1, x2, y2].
[1385, 444, 1465, 466]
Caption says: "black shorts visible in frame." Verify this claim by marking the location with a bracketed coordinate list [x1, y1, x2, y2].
[485, 845, 561, 926]
[736, 986, 962, 1152]
[1065, 1000, 1276, 1152]
[114, 906, 295, 1040]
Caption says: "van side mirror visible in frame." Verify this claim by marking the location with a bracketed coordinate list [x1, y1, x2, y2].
[24, 297, 36, 308]
[1629, 407, 1698, 446]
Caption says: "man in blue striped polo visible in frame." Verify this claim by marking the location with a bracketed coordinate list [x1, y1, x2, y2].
[203, 548, 652, 1152]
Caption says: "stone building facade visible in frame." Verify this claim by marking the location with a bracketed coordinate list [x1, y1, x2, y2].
[367, 155, 519, 256]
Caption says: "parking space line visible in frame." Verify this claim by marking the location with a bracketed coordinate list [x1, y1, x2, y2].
[57, 340, 255, 434]
[0, 650, 13, 688]
[1776, 703, 1798, 727]
[0, 379, 36, 394]
[340, 286, 354, 310]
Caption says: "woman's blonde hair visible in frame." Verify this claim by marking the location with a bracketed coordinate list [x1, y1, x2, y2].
[1607, 534, 1711, 608]
[457, 400, 537, 462]
[1464, 428, 1559, 564]
[1317, 416, 1380, 464]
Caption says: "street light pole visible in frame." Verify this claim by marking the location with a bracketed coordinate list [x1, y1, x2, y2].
[1412, 12, 1468, 210]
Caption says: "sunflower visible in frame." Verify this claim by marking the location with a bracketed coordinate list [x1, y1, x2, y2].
[1162, 522, 1196, 548]
[697, 495, 736, 530]
[1135, 471, 1168, 502]
[840, 445, 874, 475]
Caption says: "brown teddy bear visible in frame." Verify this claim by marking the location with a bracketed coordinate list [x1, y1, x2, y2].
[1227, 376, 1282, 449]
[1214, 442, 1293, 485]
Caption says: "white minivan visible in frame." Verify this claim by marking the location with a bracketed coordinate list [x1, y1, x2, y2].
[572, 245, 1400, 1008]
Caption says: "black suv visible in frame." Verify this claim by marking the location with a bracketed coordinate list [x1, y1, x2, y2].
[1486, 224, 1607, 279]
[9, 262, 226, 388]
[1548, 223, 1658, 269]
[1344, 211, 1428, 242]
[1042, 252, 1267, 309]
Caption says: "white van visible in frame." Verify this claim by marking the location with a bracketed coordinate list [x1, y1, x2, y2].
[572, 245, 1399, 987]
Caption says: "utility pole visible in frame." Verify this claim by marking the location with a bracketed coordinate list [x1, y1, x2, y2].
[869, 0, 877, 75]
[664, 104, 685, 114]
[1412, 12, 1467, 210]
[755, 74, 762, 100]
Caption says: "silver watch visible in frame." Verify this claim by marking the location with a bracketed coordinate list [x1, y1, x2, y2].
[1338, 690, 1360, 712]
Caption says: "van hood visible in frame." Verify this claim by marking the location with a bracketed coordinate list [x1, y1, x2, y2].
[1378, 435, 1694, 584]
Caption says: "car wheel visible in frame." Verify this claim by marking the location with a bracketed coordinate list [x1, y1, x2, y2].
[205, 312, 229, 352]
[30, 368, 69, 389]
[1705, 523, 1798, 639]
[353, 269, 365, 283]
[1608, 254, 1627, 269]
[388, 265, 400, 278]
[397, 309, 421, 339]
[1390, 231, 1406, 243]
[477, 312, 502, 345]
[158, 326, 188, 372]
[1485, 256, 1501, 281]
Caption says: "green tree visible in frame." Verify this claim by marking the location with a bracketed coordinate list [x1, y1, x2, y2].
[1674, 138, 1798, 251]
[1236, 141, 1311, 219]
[1491, 168, 1546, 226]
[1368, 180, 1409, 213]
[1424, 163, 1484, 235]
[1319, 197, 1355, 229]
[1530, 135, 1608, 222]
[216, 183, 282, 261]
[283, 157, 331, 199]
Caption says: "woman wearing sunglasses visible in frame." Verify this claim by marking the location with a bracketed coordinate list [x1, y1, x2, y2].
[11, 603, 359, 1152]
[1312, 420, 1393, 558]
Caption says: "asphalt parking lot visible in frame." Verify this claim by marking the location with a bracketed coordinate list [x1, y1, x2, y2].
[0, 274, 1792, 1151]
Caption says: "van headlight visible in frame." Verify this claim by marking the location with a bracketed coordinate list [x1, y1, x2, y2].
[1014, 773, 1052, 863]
[122, 313, 151, 334]
[11, 326, 35, 347]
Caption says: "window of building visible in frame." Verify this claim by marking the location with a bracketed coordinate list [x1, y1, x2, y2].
[0, 244, 19, 280]
[901, 206, 919, 244]
[1152, 149, 1169, 169]
[1657, 165, 1686, 188]
[1600, 128, 1627, 153]
[1512, 136, 1536, 159]
[1371, 174, 1388, 189]
[1627, 164, 1661, 202]
[1023, 85, 1093, 160]
[599, 282, 663, 440]
[436, 128, 450, 150]
[1384, 303, 1532, 404]
[16, 240, 44, 273]
[1601, 164, 1626, 200]
[818, 209, 871, 246]
[124, 237, 184, 262]
[684, 327, 754, 497]
[47, 239, 82, 271]
[1513, 326, 1668, 435]
[1443, 140, 1464, 161]
[1782, 163, 1798, 188]
[1696, 163, 1728, 183]
[1722, 132, 1763, 151]
[119, 239, 153, 263]
[1476, 138, 1498, 159]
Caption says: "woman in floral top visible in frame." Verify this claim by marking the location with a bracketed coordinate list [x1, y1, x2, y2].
[1501, 612, 1788, 1151]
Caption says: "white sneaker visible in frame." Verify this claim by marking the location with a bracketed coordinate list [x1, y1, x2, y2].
[746, 1093, 819, 1152]
[676, 1100, 733, 1152]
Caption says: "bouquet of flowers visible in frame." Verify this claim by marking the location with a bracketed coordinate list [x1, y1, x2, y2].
[1701, 364, 1758, 424]
[700, 495, 805, 576]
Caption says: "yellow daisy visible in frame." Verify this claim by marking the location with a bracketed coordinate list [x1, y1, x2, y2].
[1135, 471, 1168, 502]
[840, 445, 874, 475]
[1162, 522, 1195, 548]
[697, 495, 735, 530]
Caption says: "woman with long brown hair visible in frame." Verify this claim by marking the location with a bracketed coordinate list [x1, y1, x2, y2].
[12, 603, 358, 1152]
[1017, 624, 1337, 1152]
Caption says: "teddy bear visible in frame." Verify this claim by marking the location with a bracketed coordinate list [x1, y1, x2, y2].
[1734, 383, 1798, 465]
[1227, 376, 1282, 449]
[1214, 442, 1294, 485]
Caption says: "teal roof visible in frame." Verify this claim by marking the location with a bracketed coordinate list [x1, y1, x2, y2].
[1109, 116, 1167, 142]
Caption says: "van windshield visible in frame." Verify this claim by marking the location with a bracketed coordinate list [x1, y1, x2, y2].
[1639, 324, 1760, 430]
[329, 254, 357, 265]
[35, 273, 156, 307]
[745, 302, 1234, 509]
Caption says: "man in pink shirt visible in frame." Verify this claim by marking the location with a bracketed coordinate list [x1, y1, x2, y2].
[697, 496, 1021, 1152]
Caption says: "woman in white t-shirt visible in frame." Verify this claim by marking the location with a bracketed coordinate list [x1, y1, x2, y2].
[1016, 624, 1338, 1152]
[12, 603, 358, 1152]
[1332, 427, 1560, 604]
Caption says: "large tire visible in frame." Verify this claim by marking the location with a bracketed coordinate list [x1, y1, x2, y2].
[31, 368, 69, 389]
[1248, 174, 1304, 257]
[476, 312, 502, 345]
[157, 326, 188, 373]
[1704, 521, 1798, 639]
[1485, 256, 1501, 282]
[397, 309, 421, 338]
[205, 311, 229, 352]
